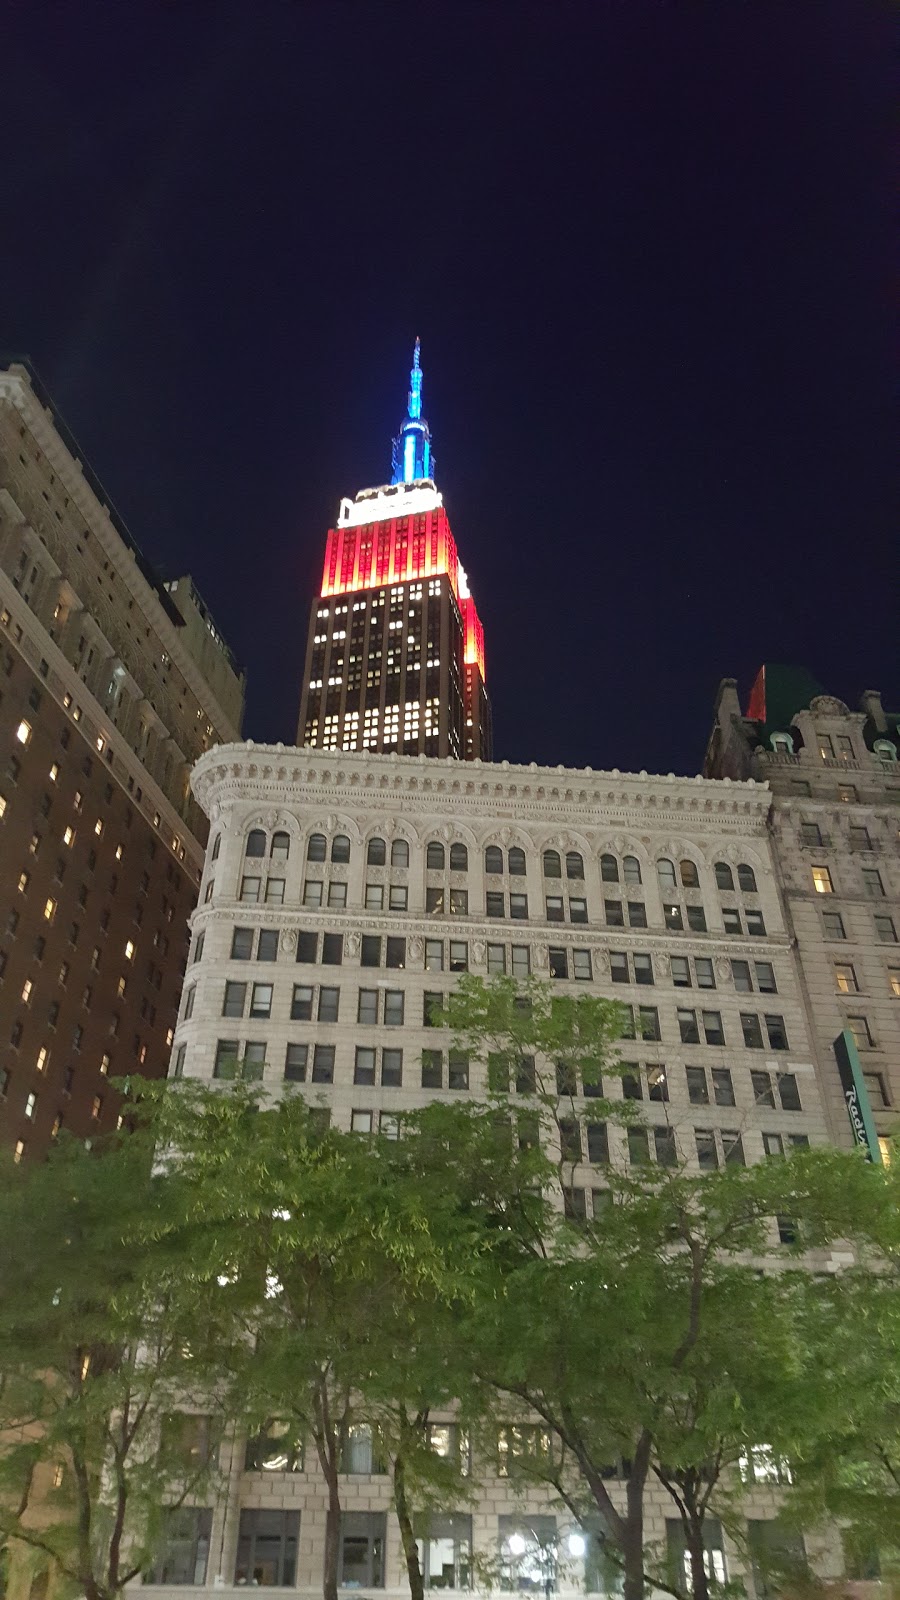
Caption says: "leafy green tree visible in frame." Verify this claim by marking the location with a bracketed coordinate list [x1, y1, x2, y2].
[0, 1129, 232, 1600]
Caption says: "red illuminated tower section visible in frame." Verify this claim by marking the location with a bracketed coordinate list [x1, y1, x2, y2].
[296, 345, 491, 760]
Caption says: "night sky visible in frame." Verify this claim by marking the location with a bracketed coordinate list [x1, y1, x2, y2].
[3, 3, 894, 775]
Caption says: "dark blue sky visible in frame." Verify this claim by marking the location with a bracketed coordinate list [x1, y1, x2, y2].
[3, 2, 895, 773]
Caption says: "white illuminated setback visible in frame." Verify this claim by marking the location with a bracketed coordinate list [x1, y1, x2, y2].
[337, 480, 443, 529]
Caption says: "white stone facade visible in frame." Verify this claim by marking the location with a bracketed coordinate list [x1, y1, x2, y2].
[146, 742, 846, 1600]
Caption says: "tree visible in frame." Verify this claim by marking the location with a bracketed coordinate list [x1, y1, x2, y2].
[0, 1128, 233, 1600]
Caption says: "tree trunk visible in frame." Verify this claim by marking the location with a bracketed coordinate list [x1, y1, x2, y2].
[684, 1518, 710, 1600]
[620, 1434, 652, 1600]
[393, 1452, 425, 1600]
[322, 1461, 342, 1600]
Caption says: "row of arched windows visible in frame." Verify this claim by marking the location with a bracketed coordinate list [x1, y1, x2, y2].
[234, 829, 757, 893]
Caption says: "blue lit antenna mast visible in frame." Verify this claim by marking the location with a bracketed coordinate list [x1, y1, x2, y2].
[391, 338, 434, 485]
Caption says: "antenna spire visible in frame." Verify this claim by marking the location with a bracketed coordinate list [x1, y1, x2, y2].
[391, 339, 433, 484]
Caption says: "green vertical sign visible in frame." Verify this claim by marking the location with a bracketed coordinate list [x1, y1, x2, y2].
[833, 1030, 883, 1164]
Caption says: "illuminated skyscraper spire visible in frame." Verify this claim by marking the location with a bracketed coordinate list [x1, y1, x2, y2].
[391, 338, 434, 485]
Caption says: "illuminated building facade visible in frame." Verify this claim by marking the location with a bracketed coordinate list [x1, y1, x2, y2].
[0, 360, 245, 1159]
[297, 343, 491, 761]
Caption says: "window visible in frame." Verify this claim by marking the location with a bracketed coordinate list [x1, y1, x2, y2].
[746, 909, 766, 936]
[764, 1014, 788, 1050]
[382, 1048, 402, 1086]
[671, 956, 691, 988]
[327, 881, 347, 908]
[318, 986, 340, 1023]
[415, 1513, 472, 1591]
[714, 862, 734, 892]
[751, 1070, 776, 1108]
[426, 841, 445, 870]
[874, 914, 897, 943]
[546, 896, 564, 923]
[600, 853, 619, 883]
[449, 1049, 469, 1090]
[862, 868, 884, 898]
[358, 988, 379, 1024]
[265, 878, 285, 905]
[449, 843, 468, 872]
[677, 1009, 700, 1044]
[634, 954, 654, 985]
[777, 1073, 802, 1111]
[549, 947, 568, 980]
[695, 1129, 719, 1171]
[449, 888, 468, 915]
[605, 899, 624, 927]
[498, 1516, 557, 1594]
[686, 905, 707, 933]
[485, 845, 503, 875]
[566, 852, 584, 879]
[322, 932, 343, 965]
[246, 829, 266, 857]
[847, 1015, 875, 1050]
[755, 961, 776, 993]
[573, 949, 592, 981]
[235, 1509, 299, 1587]
[686, 1066, 709, 1105]
[722, 907, 742, 934]
[367, 837, 386, 866]
[823, 909, 846, 940]
[231, 927, 254, 960]
[339, 1513, 386, 1589]
[610, 952, 629, 985]
[628, 901, 648, 928]
[424, 991, 443, 1026]
[222, 981, 246, 1018]
[838, 783, 857, 802]
[296, 931, 318, 963]
[365, 883, 384, 910]
[331, 833, 351, 863]
[741, 1013, 764, 1048]
[888, 969, 900, 998]
[245, 1419, 304, 1472]
[712, 1067, 735, 1105]
[284, 1044, 308, 1082]
[391, 838, 410, 868]
[291, 984, 314, 1021]
[850, 825, 871, 850]
[148, 1508, 212, 1585]
[269, 831, 290, 864]
[763, 1132, 785, 1159]
[627, 1127, 650, 1165]
[818, 732, 834, 759]
[737, 863, 757, 893]
[657, 858, 676, 890]
[511, 945, 531, 977]
[486, 942, 505, 973]
[421, 1049, 443, 1088]
[543, 849, 561, 878]
[702, 1010, 725, 1045]
[800, 821, 823, 845]
[508, 847, 526, 875]
[647, 1064, 668, 1102]
[834, 962, 858, 993]
[569, 897, 588, 923]
[680, 859, 699, 888]
[811, 866, 833, 894]
[389, 884, 408, 912]
[667, 1518, 727, 1589]
[213, 1039, 239, 1079]
[695, 957, 716, 989]
[311, 1044, 334, 1082]
[863, 1071, 890, 1108]
[510, 893, 528, 919]
[384, 990, 405, 1026]
[623, 854, 642, 885]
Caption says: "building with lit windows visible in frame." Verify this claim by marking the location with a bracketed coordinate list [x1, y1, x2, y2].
[706, 665, 900, 1159]
[296, 342, 491, 761]
[150, 739, 855, 1599]
[0, 360, 245, 1158]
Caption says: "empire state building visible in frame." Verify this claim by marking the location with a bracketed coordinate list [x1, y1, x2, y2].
[296, 342, 491, 760]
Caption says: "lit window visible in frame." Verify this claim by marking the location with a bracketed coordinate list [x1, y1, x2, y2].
[43, 898, 57, 922]
[15, 720, 32, 746]
[94, 819, 103, 837]
[811, 866, 833, 894]
[17, 871, 29, 893]
[25, 1093, 37, 1120]
[124, 940, 134, 960]
[49, 763, 59, 782]
[36, 1046, 48, 1072]
[21, 978, 32, 1003]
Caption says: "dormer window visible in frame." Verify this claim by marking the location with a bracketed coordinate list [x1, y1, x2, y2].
[770, 731, 793, 754]
[873, 739, 897, 763]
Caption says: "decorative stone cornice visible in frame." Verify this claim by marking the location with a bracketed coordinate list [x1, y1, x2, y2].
[192, 742, 772, 838]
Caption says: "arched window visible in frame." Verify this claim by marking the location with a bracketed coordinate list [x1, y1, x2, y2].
[426, 841, 445, 871]
[543, 850, 561, 878]
[874, 739, 897, 762]
[331, 834, 351, 864]
[270, 831, 290, 863]
[210, 833, 221, 862]
[600, 853, 619, 883]
[657, 858, 677, 891]
[770, 731, 793, 754]
[306, 832, 327, 863]
[245, 829, 266, 858]
[391, 839, 410, 869]
[714, 862, 734, 892]
[566, 851, 584, 880]
[679, 859, 699, 888]
[485, 846, 504, 875]
[623, 855, 642, 886]
[737, 863, 757, 894]
[508, 847, 526, 876]
[449, 843, 468, 872]
[367, 837, 386, 867]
